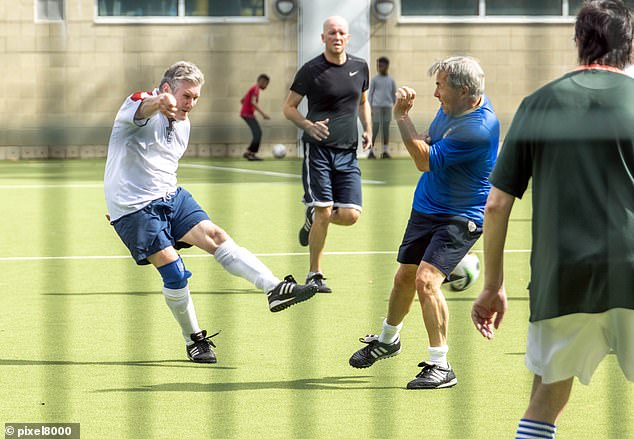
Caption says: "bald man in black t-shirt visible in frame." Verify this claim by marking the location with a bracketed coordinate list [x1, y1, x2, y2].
[283, 16, 372, 293]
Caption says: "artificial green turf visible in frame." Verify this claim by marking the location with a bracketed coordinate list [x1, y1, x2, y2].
[0, 158, 631, 438]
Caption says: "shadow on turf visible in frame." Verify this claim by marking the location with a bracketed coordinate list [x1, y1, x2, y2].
[443, 296, 529, 301]
[0, 358, 236, 370]
[96, 376, 403, 393]
[43, 289, 261, 297]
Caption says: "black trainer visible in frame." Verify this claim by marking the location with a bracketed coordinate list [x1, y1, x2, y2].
[298, 206, 314, 246]
[187, 329, 220, 363]
[267, 275, 318, 312]
[349, 334, 401, 368]
[381, 151, 392, 159]
[306, 272, 332, 293]
[367, 150, 377, 159]
[406, 362, 457, 389]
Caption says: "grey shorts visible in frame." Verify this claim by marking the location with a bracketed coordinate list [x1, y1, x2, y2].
[372, 106, 392, 124]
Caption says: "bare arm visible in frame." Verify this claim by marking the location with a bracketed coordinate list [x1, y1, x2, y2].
[282, 90, 329, 142]
[471, 186, 515, 339]
[251, 95, 270, 120]
[135, 92, 177, 121]
[358, 90, 372, 150]
[394, 86, 431, 172]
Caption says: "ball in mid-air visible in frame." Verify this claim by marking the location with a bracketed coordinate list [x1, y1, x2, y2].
[272, 143, 287, 159]
[448, 253, 480, 291]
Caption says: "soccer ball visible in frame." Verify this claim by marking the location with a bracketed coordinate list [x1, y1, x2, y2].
[448, 253, 480, 291]
[272, 143, 287, 159]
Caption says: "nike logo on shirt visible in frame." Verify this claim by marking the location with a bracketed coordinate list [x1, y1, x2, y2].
[349, 71, 359, 77]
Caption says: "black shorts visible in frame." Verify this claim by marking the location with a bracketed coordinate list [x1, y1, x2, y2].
[301, 141, 362, 211]
[397, 209, 482, 278]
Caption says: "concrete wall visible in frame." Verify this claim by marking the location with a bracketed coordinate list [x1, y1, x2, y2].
[0, 0, 577, 159]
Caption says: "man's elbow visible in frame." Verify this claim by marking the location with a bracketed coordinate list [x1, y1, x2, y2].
[485, 190, 514, 217]
[416, 164, 428, 172]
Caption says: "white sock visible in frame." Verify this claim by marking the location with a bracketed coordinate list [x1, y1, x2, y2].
[214, 238, 279, 292]
[428, 345, 449, 368]
[383, 144, 389, 152]
[162, 286, 201, 344]
[378, 319, 402, 344]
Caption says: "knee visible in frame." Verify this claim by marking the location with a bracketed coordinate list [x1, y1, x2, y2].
[335, 208, 361, 226]
[346, 209, 361, 225]
[313, 206, 332, 225]
[415, 271, 438, 300]
[205, 224, 229, 250]
[158, 257, 192, 290]
[394, 269, 415, 291]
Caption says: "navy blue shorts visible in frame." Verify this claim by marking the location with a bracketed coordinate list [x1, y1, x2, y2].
[112, 187, 210, 265]
[397, 209, 482, 278]
[302, 141, 362, 211]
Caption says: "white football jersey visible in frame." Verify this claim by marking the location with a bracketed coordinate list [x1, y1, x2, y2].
[104, 89, 191, 221]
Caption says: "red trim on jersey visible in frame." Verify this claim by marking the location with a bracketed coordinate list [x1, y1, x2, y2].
[130, 90, 154, 101]
[575, 64, 626, 75]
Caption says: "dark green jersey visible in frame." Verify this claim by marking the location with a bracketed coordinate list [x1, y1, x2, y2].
[490, 69, 634, 322]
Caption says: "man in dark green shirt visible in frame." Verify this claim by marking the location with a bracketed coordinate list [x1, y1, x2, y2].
[471, 1, 634, 438]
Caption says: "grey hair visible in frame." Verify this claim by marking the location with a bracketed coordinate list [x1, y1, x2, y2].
[159, 61, 205, 90]
[428, 56, 485, 99]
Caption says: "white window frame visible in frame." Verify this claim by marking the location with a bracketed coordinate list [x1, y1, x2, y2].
[94, 0, 268, 24]
[399, 0, 579, 24]
[35, 0, 65, 23]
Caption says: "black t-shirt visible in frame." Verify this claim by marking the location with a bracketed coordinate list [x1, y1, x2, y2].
[490, 69, 634, 321]
[290, 53, 369, 149]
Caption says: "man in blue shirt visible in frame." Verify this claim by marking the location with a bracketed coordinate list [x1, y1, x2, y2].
[349, 56, 499, 389]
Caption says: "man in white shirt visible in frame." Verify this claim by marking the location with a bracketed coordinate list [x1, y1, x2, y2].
[104, 61, 317, 364]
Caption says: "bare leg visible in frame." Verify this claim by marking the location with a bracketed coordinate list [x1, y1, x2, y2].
[309, 207, 360, 272]
[524, 375, 574, 425]
[309, 206, 332, 273]
[415, 262, 449, 347]
[386, 264, 418, 326]
[147, 246, 181, 268]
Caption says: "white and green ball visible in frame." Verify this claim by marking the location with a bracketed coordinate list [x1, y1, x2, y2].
[448, 253, 480, 291]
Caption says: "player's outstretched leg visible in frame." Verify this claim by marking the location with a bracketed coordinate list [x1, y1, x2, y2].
[267, 275, 318, 312]
[187, 329, 220, 363]
[349, 334, 401, 368]
[213, 238, 317, 311]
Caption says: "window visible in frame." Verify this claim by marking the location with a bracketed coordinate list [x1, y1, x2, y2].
[36, 0, 65, 21]
[98, 0, 177, 16]
[401, 0, 477, 16]
[487, 0, 561, 16]
[400, 0, 634, 22]
[185, 0, 264, 17]
[96, 0, 265, 21]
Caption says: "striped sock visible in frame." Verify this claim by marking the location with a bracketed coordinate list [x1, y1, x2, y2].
[516, 418, 556, 438]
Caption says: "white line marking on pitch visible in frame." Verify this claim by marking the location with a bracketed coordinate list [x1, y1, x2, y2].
[179, 163, 386, 185]
[0, 162, 385, 188]
[0, 249, 530, 262]
[0, 183, 103, 189]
